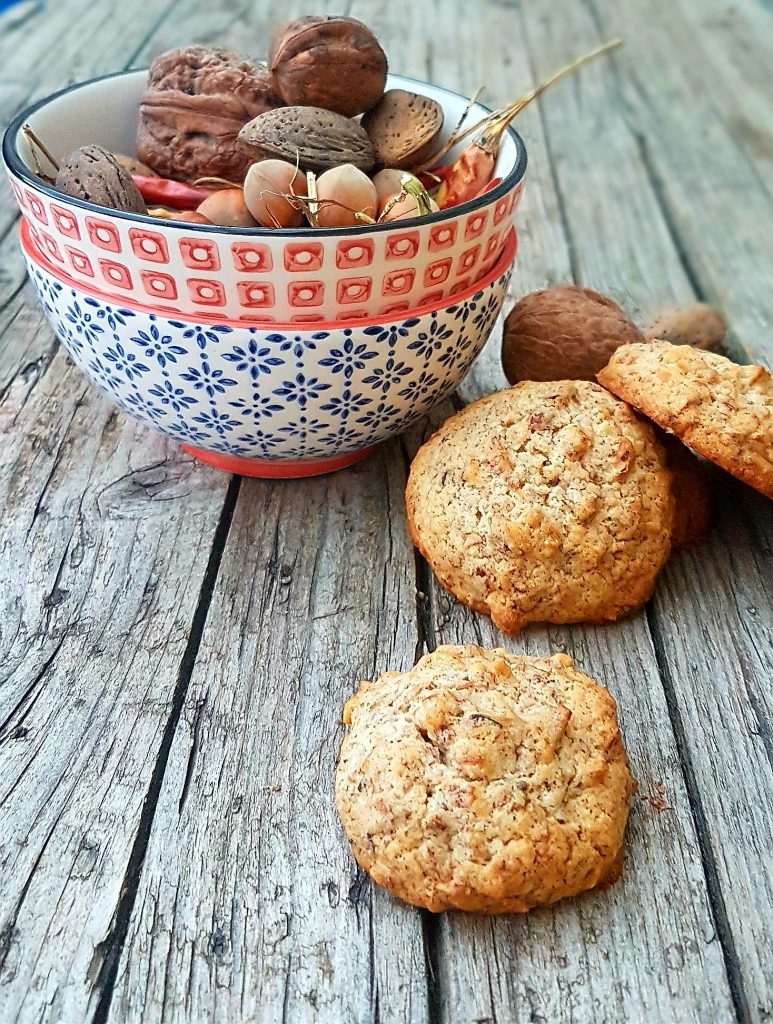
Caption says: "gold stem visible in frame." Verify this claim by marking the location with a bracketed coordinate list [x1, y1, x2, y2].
[417, 38, 623, 168]
[306, 171, 319, 227]
[401, 173, 433, 216]
[22, 123, 59, 180]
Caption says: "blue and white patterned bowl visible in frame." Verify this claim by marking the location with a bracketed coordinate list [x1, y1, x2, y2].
[22, 221, 515, 477]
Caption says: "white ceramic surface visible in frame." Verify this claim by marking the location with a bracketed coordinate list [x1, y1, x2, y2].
[5, 69, 526, 322]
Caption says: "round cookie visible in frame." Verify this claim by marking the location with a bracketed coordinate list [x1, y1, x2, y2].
[405, 381, 674, 635]
[598, 342, 773, 500]
[335, 644, 636, 914]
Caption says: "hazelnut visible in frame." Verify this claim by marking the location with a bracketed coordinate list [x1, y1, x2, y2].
[502, 285, 644, 384]
[137, 46, 283, 182]
[268, 16, 387, 118]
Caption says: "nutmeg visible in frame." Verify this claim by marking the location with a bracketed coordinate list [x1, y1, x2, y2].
[658, 431, 712, 549]
[268, 16, 387, 118]
[55, 145, 147, 214]
[644, 303, 726, 351]
[137, 46, 283, 182]
[239, 106, 376, 175]
[502, 285, 644, 384]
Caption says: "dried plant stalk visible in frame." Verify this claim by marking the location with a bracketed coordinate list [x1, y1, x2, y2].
[416, 38, 623, 172]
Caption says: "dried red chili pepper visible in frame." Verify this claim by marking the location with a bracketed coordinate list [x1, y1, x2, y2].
[430, 39, 621, 209]
[132, 175, 214, 209]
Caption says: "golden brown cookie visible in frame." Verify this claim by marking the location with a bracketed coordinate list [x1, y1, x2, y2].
[335, 645, 636, 914]
[406, 381, 674, 634]
[598, 343, 773, 500]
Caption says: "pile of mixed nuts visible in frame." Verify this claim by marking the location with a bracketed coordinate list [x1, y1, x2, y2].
[30, 16, 620, 230]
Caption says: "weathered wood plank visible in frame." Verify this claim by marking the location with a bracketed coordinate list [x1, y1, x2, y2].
[104, 3, 430, 1022]
[0, 7, 244, 1023]
[587, 0, 773, 369]
[0, 289, 233, 1024]
[379, 0, 756, 1021]
[552, 2, 773, 1018]
[107, 456, 429, 1024]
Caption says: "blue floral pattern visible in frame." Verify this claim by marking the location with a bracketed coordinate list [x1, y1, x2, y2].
[28, 256, 513, 462]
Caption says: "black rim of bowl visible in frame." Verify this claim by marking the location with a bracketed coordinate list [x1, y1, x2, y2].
[3, 68, 528, 237]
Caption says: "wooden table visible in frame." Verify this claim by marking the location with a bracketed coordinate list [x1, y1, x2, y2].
[1, 1, 771, 1022]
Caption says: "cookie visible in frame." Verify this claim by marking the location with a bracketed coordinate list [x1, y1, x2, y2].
[335, 645, 636, 914]
[405, 381, 674, 634]
[598, 343, 773, 500]
[660, 432, 712, 549]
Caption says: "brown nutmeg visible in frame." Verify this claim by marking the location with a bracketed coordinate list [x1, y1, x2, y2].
[55, 145, 147, 214]
[268, 16, 387, 118]
[644, 303, 725, 351]
[137, 46, 283, 183]
[502, 285, 644, 384]
[658, 431, 712, 550]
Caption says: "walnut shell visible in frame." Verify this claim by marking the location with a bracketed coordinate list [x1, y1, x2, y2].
[269, 16, 387, 118]
[361, 90, 444, 170]
[239, 106, 376, 174]
[502, 285, 645, 384]
[55, 145, 147, 214]
[644, 303, 725, 350]
[137, 46, 283, 182]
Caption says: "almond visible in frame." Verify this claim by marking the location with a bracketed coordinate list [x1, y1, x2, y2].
[238, 106, 376, 174]
[362, 89, 444, 170]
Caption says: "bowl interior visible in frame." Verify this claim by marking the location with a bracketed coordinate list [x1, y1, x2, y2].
[11, 70, 521, 223]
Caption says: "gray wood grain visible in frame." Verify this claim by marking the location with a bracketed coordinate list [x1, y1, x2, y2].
[0, 0, 771, 1022]
[107, 457, 429, 1024]
[379, 0, 767, 1021]
[106, 3, 432, 1022]
[0, 6, 235, 1023]
[563, 2, 773, 1017]
[0, 292, 232, 1024]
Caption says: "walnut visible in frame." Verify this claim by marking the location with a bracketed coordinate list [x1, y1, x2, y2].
[502, 285, 644, 384]
[137, 46, 283, 182]
[268, 16, 387, 118]
[55, 145, 147, 213]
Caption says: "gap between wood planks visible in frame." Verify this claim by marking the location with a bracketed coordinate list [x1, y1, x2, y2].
[646, 606, 751, 1024]
[88, 474, 242, 1024]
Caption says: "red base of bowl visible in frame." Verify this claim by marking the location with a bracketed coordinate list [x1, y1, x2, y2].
[181, 445, 374, 479]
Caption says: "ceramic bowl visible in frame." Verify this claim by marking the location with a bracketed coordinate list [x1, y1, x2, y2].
[22, 219, 515, 477]
[4, 69, 526, 322]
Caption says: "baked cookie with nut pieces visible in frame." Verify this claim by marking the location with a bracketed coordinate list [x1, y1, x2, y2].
[406, 381, 674, 634]
[598, 343, 773, 500]
[335, 645, 636, 913]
